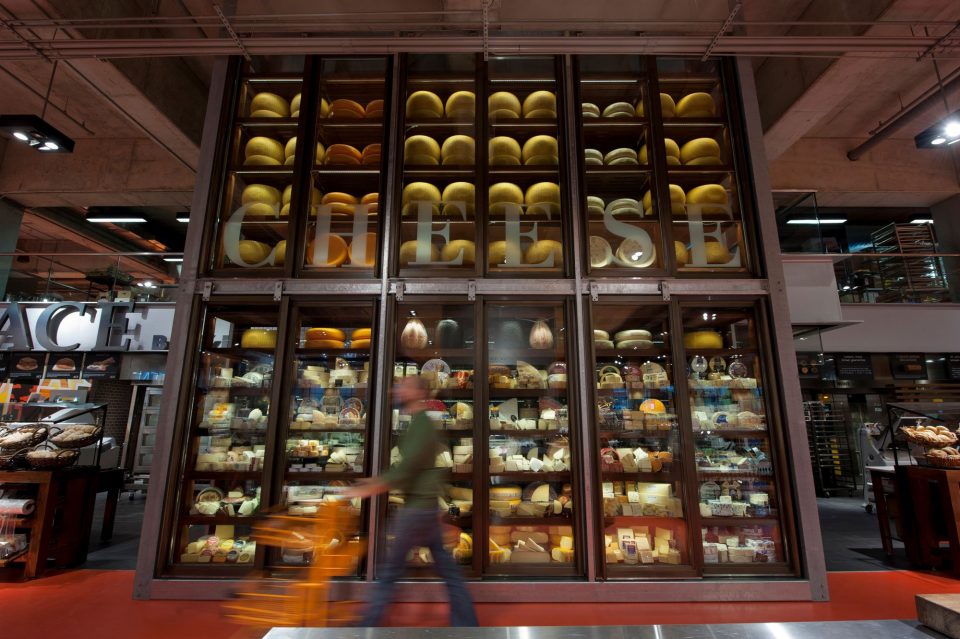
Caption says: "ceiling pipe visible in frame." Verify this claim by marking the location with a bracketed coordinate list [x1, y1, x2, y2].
[847, 68, 960, 161]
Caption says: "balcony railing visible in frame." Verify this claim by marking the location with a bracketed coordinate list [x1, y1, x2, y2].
[833, 252, 960, 304]
[0, 251, 182, 303]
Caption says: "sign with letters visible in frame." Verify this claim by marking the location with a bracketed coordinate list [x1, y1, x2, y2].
[0, 302, 174, 353]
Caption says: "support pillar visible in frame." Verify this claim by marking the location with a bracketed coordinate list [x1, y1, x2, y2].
[0, 200, 24, 299]
[931, 194, 960, 303]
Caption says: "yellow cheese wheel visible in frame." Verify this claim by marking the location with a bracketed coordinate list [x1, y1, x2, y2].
[243, 154, 281, 166]
[685, 156, 724, 166]
[306, 327, 346, 341]
[241, 184, 280, 207]
[290, 93, 301, 116]
[350, 338, 371, 350]
[488, 91, 521, 119]
[406, 90, 444, 119]
[250, 109, 283, 119]
[637, 139, 680, 165]
[490, 485, 522, 500]
[522, 135, 558, 165]
[525, 239, 563, 267]
[445, 90, 475, 119]
[677, 92, 716, 118]
[488, 239, 520, 267]
[489, 136, 522, 165]
[660, 93, 676, 118]
[686, 184, 729, 215]
[349, 232, 377, 267]
[401, 182, 442, 217]
[283, 137, 324, 164]
[241, 328, 277, 349]
[244, 136, 284, 163]
[680, 138, 722, 165]
[304, 339, 345, 350]
[640, 398, 666, 414]
[441, 182, 475, 217]
[250, 92, 289, 118]
[704, 241, 732, 264]
[404, 135, 441, 165]
[305, 234, 348, 267]
[237, 240, 271, 264]
[684, 330, 723, 350]
[489, 182, 524, 216]
[675, 241, 689, 267]
[399, 240, 439, 266]
[352, 328, 372, 340]
[522, 90, 556, 118]
[525, 181, 561, 216]
[641, 184, 685, 216]
[273, 240, 286, 265]
[441, 239, 475, 266]
[441, 134, 475, 166]
[319, 98, 330, 118]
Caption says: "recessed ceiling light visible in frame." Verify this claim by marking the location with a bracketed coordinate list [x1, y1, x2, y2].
[176, 216, 190, 223]
[910, 219, 934, 224]
[931, 137, 947, 145]
[87, 216, 147, 223]
[786, 218, 847, 225]
[163, 257, 183, 263]
[0, 114, 75, 153]
[945, 120, 960, 138]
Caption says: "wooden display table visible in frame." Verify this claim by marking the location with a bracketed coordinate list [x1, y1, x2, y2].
[0, 466, 99, 579]
[902, 465, 960, 575]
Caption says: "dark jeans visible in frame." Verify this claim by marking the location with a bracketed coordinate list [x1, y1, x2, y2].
[359, 507, 478, 627]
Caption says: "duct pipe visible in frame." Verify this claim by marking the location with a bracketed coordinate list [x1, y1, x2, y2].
[847, 69, 960, 161]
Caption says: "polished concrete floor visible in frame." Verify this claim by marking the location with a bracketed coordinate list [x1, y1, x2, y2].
[85, 490, 146, 570]
[262, 620, 945, 638]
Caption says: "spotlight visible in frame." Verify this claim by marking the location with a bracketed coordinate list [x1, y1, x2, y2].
[0, 114, 75, 153]
[916, 110, 960, 149]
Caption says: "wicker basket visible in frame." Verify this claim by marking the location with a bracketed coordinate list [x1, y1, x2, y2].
[0, 424, 49, 452]
[48, 425, 102, 450]
[0, 448, 27, 470]
[25, 445, 79, 470]
[925, 453, 960, 469]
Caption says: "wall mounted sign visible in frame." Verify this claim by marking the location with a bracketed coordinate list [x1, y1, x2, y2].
[796, 354, 822, 379]
[0, 302, 174, 353]
[890, 354, 928, 380]
[9, 352, 44, 380]
[44, 353, 83, 380]
[0, 353, 7, 379]
[82, 353, 120, 380]
[835, 354, 874, 380]
[947, 355, 960, 381]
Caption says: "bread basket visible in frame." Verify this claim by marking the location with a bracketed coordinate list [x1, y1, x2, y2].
[25, 444, 79, 470]
[48, 424, 102, 450]
[0, 424, 50, 452]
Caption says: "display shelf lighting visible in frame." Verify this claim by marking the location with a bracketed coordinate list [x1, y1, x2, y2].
[786, 218, 847, 225]
[87, 216, 147, 224]
[176, 215, 190, 223]
[915, 109, 960, 148]
[163, 257, 184, 263]
[911, 218, 934, 224]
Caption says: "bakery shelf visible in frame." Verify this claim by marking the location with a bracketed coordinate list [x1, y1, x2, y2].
[489, 388, 565, 399]
[489, 429, 569, 438]
[181, 514, 260, 526]
[284, 471, 365, 480]
[696, 429, 769, 439]
[489, 472, 570, 481]
[488, 515, 573, 526]
[701, 516, 779, 526]
[185, 471, 262, 481]
[594, 347, 671, 357]
[601, 469, 677, 482]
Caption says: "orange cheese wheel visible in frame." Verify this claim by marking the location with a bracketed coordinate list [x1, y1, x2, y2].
[324, 144, 362, 165]
[364, 99, 384, 118]
[305, 327, 346, 341]
[304, 339, 345, 349]
[349, 232, 377, 267]
[350, 338, 371, 350]
[352, 328, 372, 340]
[329, 99, 365, 118]
[306, 234, 348, 267]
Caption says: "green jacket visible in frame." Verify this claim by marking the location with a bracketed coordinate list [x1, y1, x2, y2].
[381, 409, 445, 509]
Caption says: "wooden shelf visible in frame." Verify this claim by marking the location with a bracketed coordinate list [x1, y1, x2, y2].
[489, 429, 569, 438]
[294, 348, 371, 356]
[489, 472, 570, 481]
[696, 429, 769, 439]
[696, 471, 776, 481]
[0, 548, 28, 567]
[284, 471, 364, 480]
[203, 347, 276, 356]
[601, 469, 676, 482]
[288, 426, 367, 435]
[488, 515, 573, 526]
[229, 165, 295, 176]
[185, 471, 262, 481]
[488, 348, 566, 363]
[594, 347, 671, 357]
[224, 386, 273, 396]
[489, 388, 565, 399]
[181, 514, 260, 526]
[598, 429, 674, 439]
[434, 389, 475, 399]
[702, 517, 780, 526]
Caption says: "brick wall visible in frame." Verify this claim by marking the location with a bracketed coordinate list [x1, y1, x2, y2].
[89, 379, 134, 444]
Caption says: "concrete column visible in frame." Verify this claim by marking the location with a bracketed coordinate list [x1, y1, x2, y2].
[0, 200, 24, 299]
[931, 194, 960, 303]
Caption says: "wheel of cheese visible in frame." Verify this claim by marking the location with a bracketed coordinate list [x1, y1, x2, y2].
[524, 153, 558, 166]
[349, 232, 377, 267]
[677, 92, 717, 118]
[305, 234, 348, 267]
[589, 236, 613, 268]
[523, 90, 556, 119]
[525, 182, 560, 216]
[488, 239, 520, 267]
[680, 138, 722, 165]
[615, 329, 652, 341]
[675, 241, 689, 267]
[404, 135, 441, 165]
[595, 339, 614, 349]
[441, 239, 476, 266]
[608, 198, 641, 216]
[250, 92, 289, 118]
[364, 99, 384, 119]
[399, 240, 439, 266]
[241, 328, 277, 348]
[594, 329, 609, 340]
[241, 184, 281, 214]
[582, 103, 600, 118]
[445, 91, 475, 119]
[441, 135, 475, 166]
[603, 148, 638, 165]
[616, 237, 656, 268]
[640, 398, 666, 414]
[319, 98, 330, 118]
[489, 136, 521, 165]
[243, 154, 281, 166]
[324, 144, 362, 165]
[352, 328, 372, 340]
[704, 241, 732, 264]
[586, 195, 605, 217]
[322, 192, 359, 217]
[488, 91, 521, 119]
[284, 186, 322, 216]
[684, 330, 723, 349]
[638, 138, 680, 164]
[350, 338, 371, 350]
[283, 138, 325, 164]
[522, 135, 558, 165]
[250, 109, 283, 119]
[361, 192, 378, 205]
[642, 184, 685, 216]
[602, 101, 635, 118]
[329, 99, 365, 119]
[273, 240, 286, 265]
[406, 90, 444, 119]
[685, 155, 723, 166]
[584, 148, 603, 165]
[488, 182, 523, 216]
[659, 93, 676, 118]
[490, 485, 522, 500]
[525, 239, 563, 267]
[290, 93, 301, 116]
[244, 136, 285, 162]
[306, 327, 346, 341]
[361, 143, 381, 164]
[441, 182, 475, 217]
[686, 184, 729, 215]
[305, 339, 345, 349]
[237, 240, 271, 264]
[401, 182, 442, 217]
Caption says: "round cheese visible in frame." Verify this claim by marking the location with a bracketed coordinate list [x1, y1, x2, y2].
[704, 241, 732, 264]
[582, 103, 600, 118]
[441, 239, 476, 266]
[488, 239, 520, 267]
[489, 182, 524, 216]
[525, 182, 560, 216]
[305, 234, 348, 267]
[441, 134, 475, 166]
[589, 236, 613, 268]
[406, 91, 444, 119]
[364, 99, 384, 119]
[525, 239, 563, 267]
[686, 184, 729, 215]
[304, 339, 345, 349]
[306, 328, 345, 341]
[616, 237, 656, 268]
[441, 182, 475, 217]
[243, 154, 281, 166]
[445, 90, 476, 119]
[349, 232, 377, 267]
[602, 101, 635, 118]
[683, 330, 723, 349]
[489, 136, 521, 165]
[677, 92, 716, 118]
[329, 99, 365, 119]
[584, 148, 603, 165]
[659, 93, 676, 118]
[490, 485, 522, 500]
[241, 328, 277, 349]
[401, 182, 442, 217]
[237, 240, 271, 264]
[614, 329, 652, 341]
[640, 398, 666, 414]
[244, 137, 284, 163]
[350, 339, 371, 350]
[488, 91, 522, 119]
[675, 241, 690, 267]
[522, 135, 558, 165]
[680, 138, 722, 165]
[604, 147, 638, 165]
[273, 240, 286, 266]
[404, 135, 441, 165]
[250, 92, 289, 118]
[399, 240, 439, 266]
[352, 328, 372, 340]
[642, 184, 685, 216]
[593, 329, 609, 340]
[522, 90, 556, 119]
[241, 184, 280, 214]
[290, 93, 301, 116]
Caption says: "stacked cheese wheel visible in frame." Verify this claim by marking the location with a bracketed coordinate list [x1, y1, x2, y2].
[243, 136, 287, 166]
[398, 238, 476, 267]
[401, 182, 475, 218]
[302, 327, 372, 350]
[321, 143, 380, 166]
[489, 181, 560, 216]
[249, 92, 294, 119]
[584, 146, 639, 166]
[635, 91, 717, 118]
[406, 90, 476, 120]
[323, 98, 383, 119]
[614, 329, 654, 349]
[489, 238, 563, 267]
[304, 230, 377, 268]
[488, 135, 559, 166]
[637, 136, 722, 166]
[319, 191, 379, 217]
[581, 101, 636, 119]
[403, 134, 476, 166]
[489, 90, 556, 120]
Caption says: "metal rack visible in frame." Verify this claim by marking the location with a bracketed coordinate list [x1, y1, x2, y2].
[803, 401, 858, 497]
[870, 223, 948, 303]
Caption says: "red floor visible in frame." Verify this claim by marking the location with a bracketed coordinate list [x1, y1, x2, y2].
[1, 569, 958, 638]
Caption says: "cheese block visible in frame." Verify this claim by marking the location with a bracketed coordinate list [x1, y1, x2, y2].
[306, 327, 346, 341]
[683, 330, 723, 349]
[489, 485, 522, 500]
[614, 329, 652, 341]
[241, 328, 277, 348]
[529, 483, 553, 503]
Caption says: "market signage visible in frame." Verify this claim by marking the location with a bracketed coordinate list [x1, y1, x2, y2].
[0, 301, 174, 352]
[835, 354, 874, 380]
[890, 354, 928, 380]
[221, 202, 742, 268]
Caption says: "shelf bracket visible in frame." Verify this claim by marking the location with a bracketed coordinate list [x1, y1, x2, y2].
[589, 281, 599, 302]
[273, 281, 283, 302]
[467, 280, 477, 301]
[201, 281, 213, 301]
[660, 281, 671, 301]
[393, 280, 405, 301]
